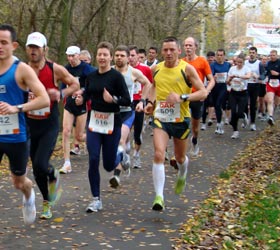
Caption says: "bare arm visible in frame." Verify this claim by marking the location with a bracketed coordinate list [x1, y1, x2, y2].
[54, 63, 79, 97]
[6, 62, 50, 114]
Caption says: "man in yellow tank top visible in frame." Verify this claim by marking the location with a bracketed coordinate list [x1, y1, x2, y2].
[144, 36, 207, 211]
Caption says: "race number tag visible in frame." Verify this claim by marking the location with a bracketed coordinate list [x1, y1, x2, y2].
[133, 82, 142, 95]
[231, 78, 244, 91]
[269, 79, 279, 87]
[215, 73, 227, 83]
[27, 92, 50, 118]
[0, 114, 20, 135]
[88, 110, 114, 134]
[154, 101, 180, 122]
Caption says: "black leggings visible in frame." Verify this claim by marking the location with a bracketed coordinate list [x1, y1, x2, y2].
[244, 83, 260, 123]
[229, 90, 248, 131]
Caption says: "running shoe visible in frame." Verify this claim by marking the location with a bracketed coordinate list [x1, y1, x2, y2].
[215, 124, 224, 135]
[190, 142, 199, 157]
[109, 175, 120, 188]
[22, 188, 36, 225]
[121, 153, 131, 171]
[170, 156, 178, 170]
[152, 195, 165, 211]
[267, 116, 275, 126]
[231, 131, 239, 139]
[175, 176, 186, 195]
[70, 147, 81, 155]
[40, 201, 52, 219]
[224, 117, 229, 125]
[133, 155, 142, 169]
[250, 123, 256, 131]
[207, 119, 213, 126]
[49, 169, 62, 205]
[201, 123, 206, 130]
[86, 198, 103, 213]
[59, 162, 72, 174]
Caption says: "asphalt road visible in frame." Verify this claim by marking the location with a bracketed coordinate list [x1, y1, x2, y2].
[0, 115, 275, 250]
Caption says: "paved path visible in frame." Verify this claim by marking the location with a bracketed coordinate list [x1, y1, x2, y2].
[0, 117, 274, 250]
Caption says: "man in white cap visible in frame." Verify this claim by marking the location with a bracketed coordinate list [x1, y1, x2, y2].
[59, 46, 96, 174]
[25, 31, 79, 219]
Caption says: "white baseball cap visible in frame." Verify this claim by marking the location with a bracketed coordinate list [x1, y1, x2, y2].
[26, 32, 47, 47]
[66, 46, 80, 55]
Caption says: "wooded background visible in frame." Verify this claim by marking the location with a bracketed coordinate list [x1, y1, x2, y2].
[0, 0, 276, 64]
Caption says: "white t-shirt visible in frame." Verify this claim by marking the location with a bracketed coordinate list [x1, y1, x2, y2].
[228, 65, 250, 91]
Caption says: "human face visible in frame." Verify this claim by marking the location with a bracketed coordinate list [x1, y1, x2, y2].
[236, 58, 244, 69]
[270, 51, 278, 62]
[147, 49, 157, 61]
[67, 53, 80, 67]
[26, 45, 45, 63]
[161, 41, 180, 65]
[0, 30, 17, 61]
[183, 38, 197, 58]
[114, 50, 128, 68]
[207, 56, 215, 64]
[261, 56, 267, 65]
[128, 49, 138, 67]
[96, 48, 112, 69]
[215, 51, 225, 64]
[249, 50, 257, 60]
[79, 54, 91, 64]
[138, 53, 146, 63]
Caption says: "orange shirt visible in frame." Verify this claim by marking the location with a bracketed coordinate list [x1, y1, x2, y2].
[183, 56, 211, 92]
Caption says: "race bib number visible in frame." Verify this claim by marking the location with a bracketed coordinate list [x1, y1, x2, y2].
[231, 78, 244, 91]
[215, 73, 227, 83]
[27, 92, 50, 118]
[154, 101, 180, 122]
[0, 114, 20, 135]
[88, 110, 114, 134]
[269, 79, 279, 87]
[133, 82, 142, 95]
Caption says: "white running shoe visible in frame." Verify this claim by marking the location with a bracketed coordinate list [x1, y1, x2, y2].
[59, 162, 72, 174]
[190, 142, 199, 157]
[231, 131, 239, 139]
[241, 113, 249, 128]
[86, 198, 103, 213]
[250, 123, 256, 131]
[22, 188, 36, 225]
[70, 147, 81, 155]
[133, 155, 142, 169]
[201, 123, 206, 130]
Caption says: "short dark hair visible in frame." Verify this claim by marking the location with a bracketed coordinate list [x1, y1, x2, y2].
[162, 36, 180, 48]
[97, 41, 114, 56]
[115, 45, 130, 57]
[249, 46, 257, 53]
[128, 45, 139, 54]
[206, 51, 215, 57]
[149, 46, 158, 53]
[0, 24, 17, 42]
[138, 48, 146, 55]
[216, 49, 226, 55]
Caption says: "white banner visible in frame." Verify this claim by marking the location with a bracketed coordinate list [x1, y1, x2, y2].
[246, 23, 280, 55]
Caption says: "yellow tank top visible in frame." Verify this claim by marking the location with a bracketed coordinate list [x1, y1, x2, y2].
[153, 59, 192, 121]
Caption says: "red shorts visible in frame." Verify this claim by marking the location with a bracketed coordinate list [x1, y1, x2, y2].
[266, 82, 280, 97]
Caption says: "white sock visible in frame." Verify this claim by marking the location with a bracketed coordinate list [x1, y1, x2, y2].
[152, 163, 165, 198]
[126, 142, 131, 153]
[177, 156, 189, 178]
[64, 159, 71, 166]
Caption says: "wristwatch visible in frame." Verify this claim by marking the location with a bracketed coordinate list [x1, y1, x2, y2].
[180, 94, 189, 102]
[16, 104, 23, 112]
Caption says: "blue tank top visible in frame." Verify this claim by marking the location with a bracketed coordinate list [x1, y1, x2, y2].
[0, 61, 28, 143]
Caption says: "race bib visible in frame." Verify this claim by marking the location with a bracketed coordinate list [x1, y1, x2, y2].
[154, 101, 180, 123]
[0, 114, 20, 135]
[269, 79, 279, 87]
[27, 92, 50, 118]
[88, 110, 114, 134]
[215, 73, 227, 83]
[231, 78, 244, 91]
[133, 82, 142, 95]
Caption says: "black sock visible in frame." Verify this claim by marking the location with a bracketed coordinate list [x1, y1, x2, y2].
[114, 169, 121, 176]
[192, 137, 197, 145]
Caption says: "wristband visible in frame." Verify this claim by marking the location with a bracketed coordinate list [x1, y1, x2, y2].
[60, 90, 65, 99]
[147, 100, 155, 106]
